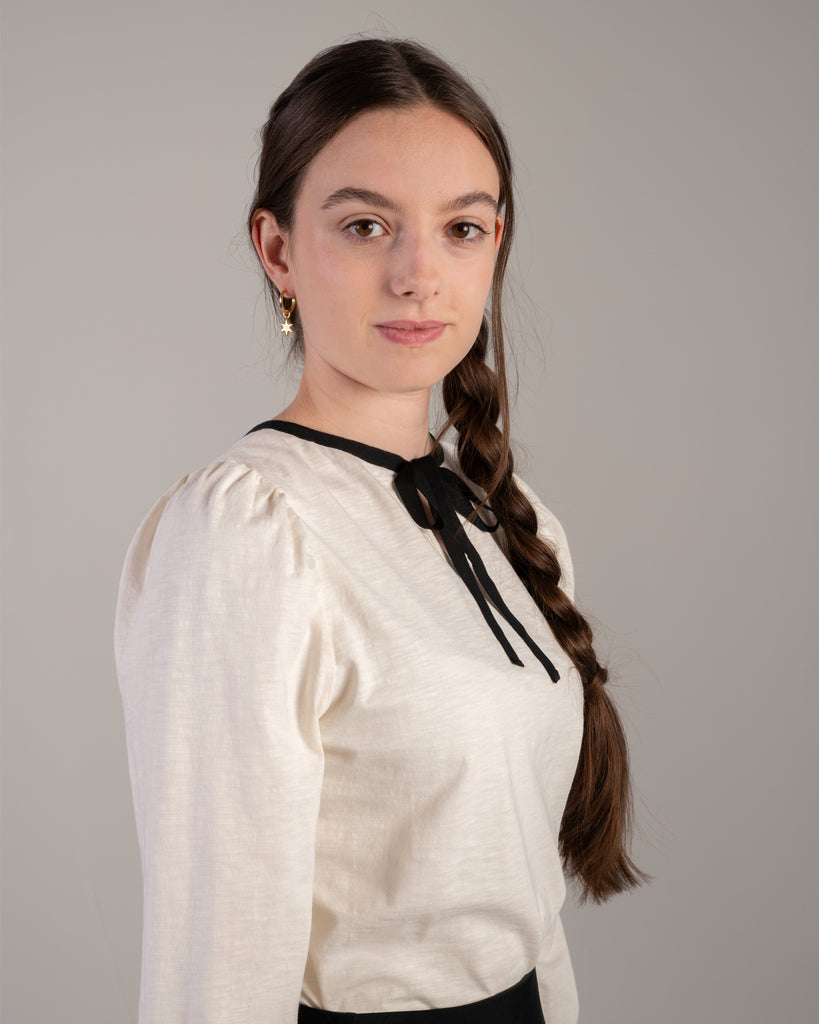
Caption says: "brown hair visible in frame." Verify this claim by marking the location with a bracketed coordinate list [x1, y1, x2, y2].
[249, 37, 645, 902]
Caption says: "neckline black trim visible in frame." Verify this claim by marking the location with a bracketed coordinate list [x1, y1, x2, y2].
[247, 419, 434, 472]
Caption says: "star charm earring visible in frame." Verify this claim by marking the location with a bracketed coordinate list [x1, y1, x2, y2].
[279, 292, 296, 337]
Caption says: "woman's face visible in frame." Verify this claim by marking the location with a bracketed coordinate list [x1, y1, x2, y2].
[258, 104, 503, 400]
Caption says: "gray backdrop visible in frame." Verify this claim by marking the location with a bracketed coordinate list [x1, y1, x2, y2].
[2, 1, 817, 1021]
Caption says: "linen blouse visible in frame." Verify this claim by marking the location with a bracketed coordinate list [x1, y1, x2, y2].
[115, 422, 584, 1024]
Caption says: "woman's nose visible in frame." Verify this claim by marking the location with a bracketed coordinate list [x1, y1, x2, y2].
[388, 235, 442, 301]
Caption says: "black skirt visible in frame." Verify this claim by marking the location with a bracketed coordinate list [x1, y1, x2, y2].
[297, 969, 544, 1023]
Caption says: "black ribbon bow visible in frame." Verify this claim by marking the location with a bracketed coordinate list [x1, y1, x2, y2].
[393, 450, 560, 682]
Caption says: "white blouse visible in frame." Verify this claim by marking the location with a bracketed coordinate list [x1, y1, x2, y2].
[116, 422, 584, 1024]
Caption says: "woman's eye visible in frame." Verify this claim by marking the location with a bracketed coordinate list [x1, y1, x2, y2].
[450, 222, 486, 241]
[346, 220, 383, 238]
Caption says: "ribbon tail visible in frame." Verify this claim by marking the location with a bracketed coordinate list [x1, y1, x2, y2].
[440, 532, 525, 668]
[461, 538, 561, 683]
[411, 460, 560, 682]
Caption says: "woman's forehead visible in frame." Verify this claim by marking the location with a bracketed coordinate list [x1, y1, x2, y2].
[297, 105, 500, 209]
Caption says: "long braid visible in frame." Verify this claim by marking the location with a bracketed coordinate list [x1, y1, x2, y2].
[440, 321, 646, 903]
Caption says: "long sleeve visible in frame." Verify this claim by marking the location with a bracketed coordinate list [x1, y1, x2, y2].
[115, 460, 331, 1023]
[536, 914, 579, 1024]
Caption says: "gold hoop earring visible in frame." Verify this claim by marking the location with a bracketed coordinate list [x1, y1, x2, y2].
[279, 292, 296, 336]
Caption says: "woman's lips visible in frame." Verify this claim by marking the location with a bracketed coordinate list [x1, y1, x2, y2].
[376, 320, 446, 346]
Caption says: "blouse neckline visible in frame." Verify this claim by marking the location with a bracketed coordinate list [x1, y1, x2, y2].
[247, 419, 437, 472]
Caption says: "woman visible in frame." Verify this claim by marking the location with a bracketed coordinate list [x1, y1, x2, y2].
[116, 38, 644, 1024]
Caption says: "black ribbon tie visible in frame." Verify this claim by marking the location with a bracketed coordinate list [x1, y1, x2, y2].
[393, 451, 560, 682]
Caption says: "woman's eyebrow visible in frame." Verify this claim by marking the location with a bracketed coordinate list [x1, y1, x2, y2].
[321, 187, 399, 211]
[320, 187, 499, 214]
[439, 191, 499, 214]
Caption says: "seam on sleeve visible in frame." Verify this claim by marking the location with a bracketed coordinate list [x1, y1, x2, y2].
[223, 455, 339, 719]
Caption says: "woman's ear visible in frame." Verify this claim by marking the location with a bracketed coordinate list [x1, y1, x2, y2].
[494, 215, 504, 252]
[251, 209, 293, 294]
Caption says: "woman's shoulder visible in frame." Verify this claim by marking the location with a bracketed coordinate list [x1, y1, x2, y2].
[509, 465, 570, 553]
[135, 458, 280, 546]
[120, 431, 316, 588]
[139, 427, 321, 527]
[512, 472, 575, 599]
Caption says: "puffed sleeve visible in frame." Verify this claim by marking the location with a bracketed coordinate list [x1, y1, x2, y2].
[536, 914, 579, 1023]
[115, 459, 331, 1023]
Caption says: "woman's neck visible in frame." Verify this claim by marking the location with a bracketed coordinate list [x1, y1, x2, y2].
[275, 378, 433, 461]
